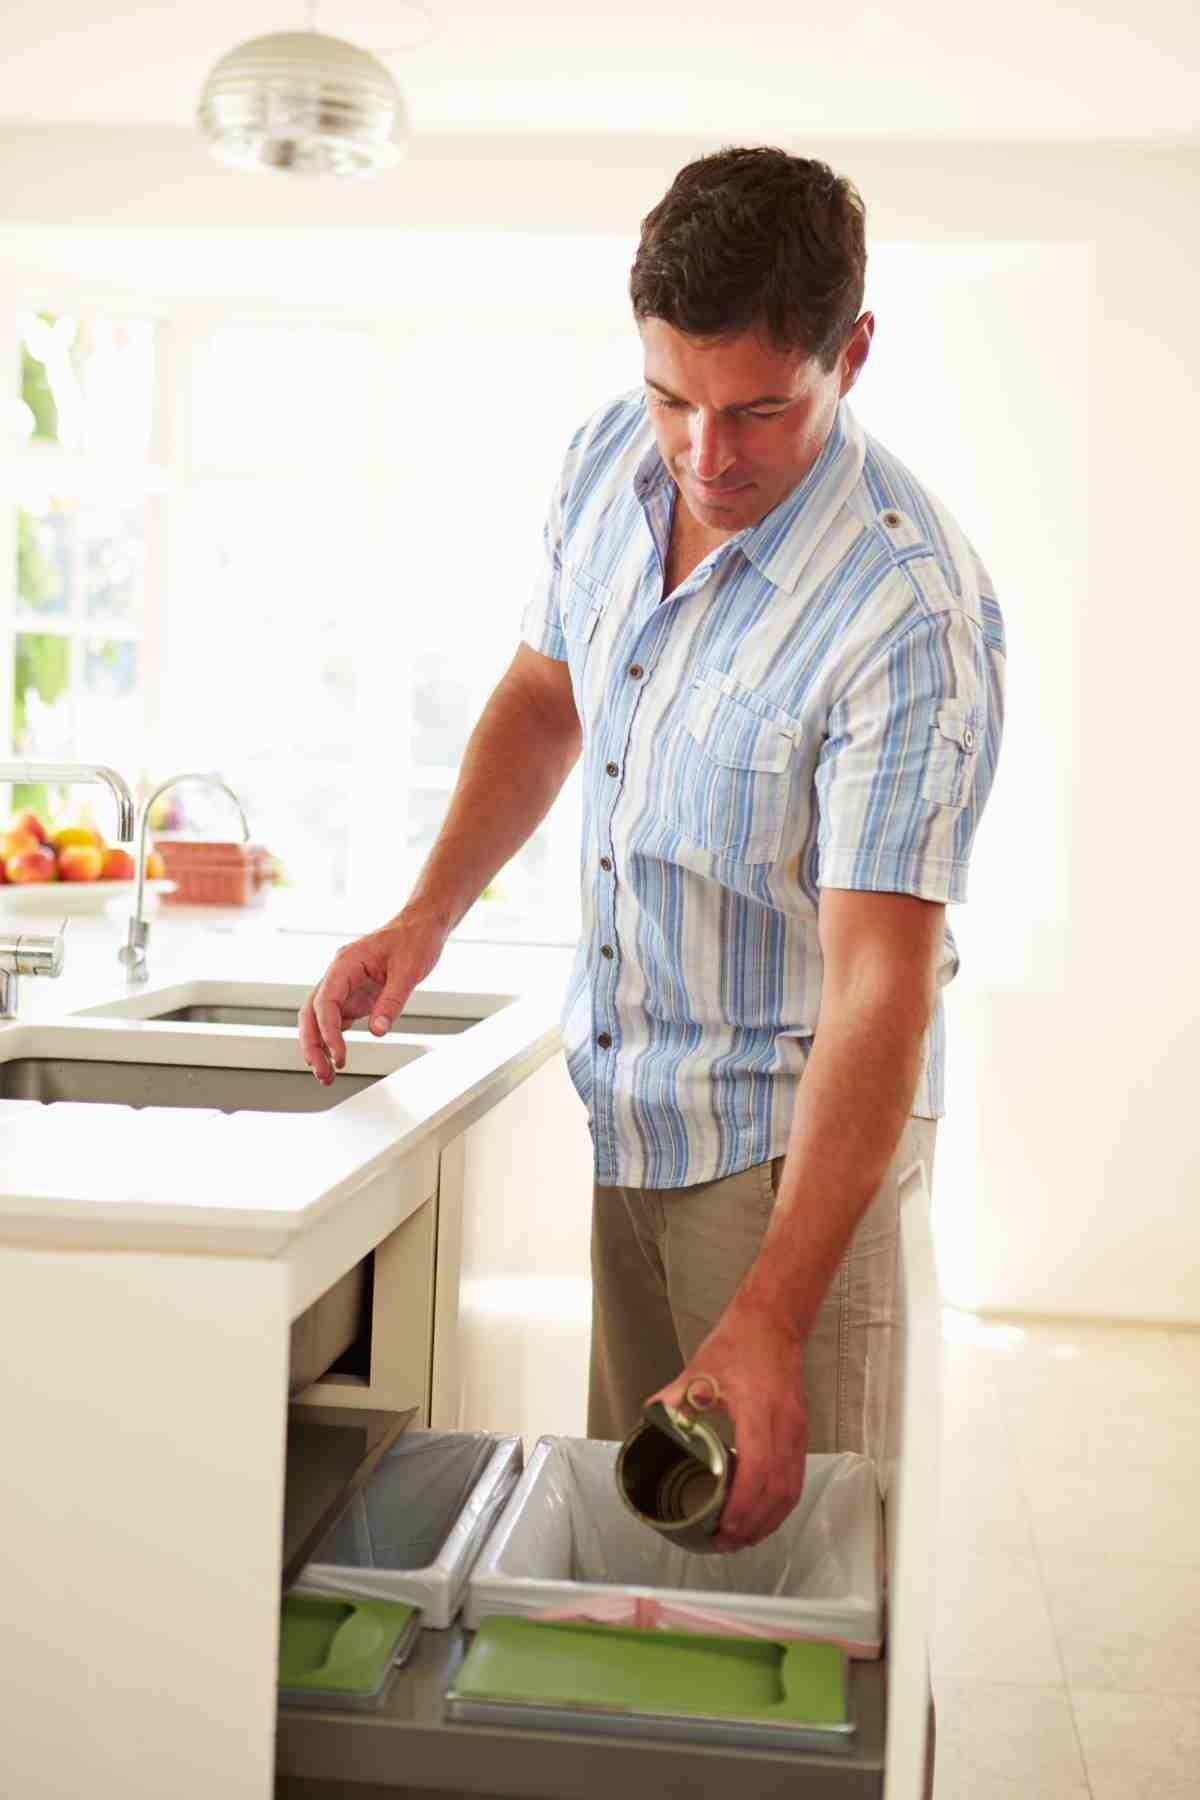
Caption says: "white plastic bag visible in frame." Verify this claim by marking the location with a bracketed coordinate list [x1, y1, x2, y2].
[302, 1429, 523, 1629]
[465, 1437, 884, 1655]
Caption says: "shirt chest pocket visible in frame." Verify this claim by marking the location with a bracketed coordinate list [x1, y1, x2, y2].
[673, 678, 795, 864]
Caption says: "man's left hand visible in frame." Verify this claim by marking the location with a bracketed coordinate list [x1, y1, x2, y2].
[649, 1297, 810, 1553]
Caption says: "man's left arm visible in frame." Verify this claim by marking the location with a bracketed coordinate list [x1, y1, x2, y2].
[651, 886, 944, 1551]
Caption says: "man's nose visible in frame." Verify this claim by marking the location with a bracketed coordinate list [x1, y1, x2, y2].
[690, 410, 735, 480]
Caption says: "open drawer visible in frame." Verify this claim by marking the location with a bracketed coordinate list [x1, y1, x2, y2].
[274, 1164, 941, 1800]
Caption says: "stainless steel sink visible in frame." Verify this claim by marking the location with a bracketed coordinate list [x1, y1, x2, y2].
[0, 1055, 390, 1113]
[148, 1003, 478, 1033]
[80, 979, 496, 1038]
[0, 1020, 426, 1114]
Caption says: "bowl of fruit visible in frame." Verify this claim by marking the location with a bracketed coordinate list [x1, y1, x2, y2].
[0, 809, 172, 915]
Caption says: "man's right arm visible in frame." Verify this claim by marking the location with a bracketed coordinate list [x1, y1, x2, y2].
[299, 644, 580, 1082]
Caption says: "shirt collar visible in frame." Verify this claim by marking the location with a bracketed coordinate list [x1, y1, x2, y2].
[739, 402, 867, 594]
[631, 401, 867, 596]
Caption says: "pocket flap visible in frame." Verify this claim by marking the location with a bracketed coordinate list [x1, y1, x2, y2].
[686, 680, 793, 773]
[562, 566, 612, 645]
[935, 705, 980, 755]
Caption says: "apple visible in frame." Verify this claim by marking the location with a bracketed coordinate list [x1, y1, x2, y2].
[59, 844, 104, 882]
[0, 828, 42, 863]
[5, 846, 57, 884]
[7, 809, 48, 844]
[145, 849, 166, 881]
[99, 846, 135, 881]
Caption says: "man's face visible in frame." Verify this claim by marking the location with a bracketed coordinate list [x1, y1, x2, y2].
[638, 314, 873, 535]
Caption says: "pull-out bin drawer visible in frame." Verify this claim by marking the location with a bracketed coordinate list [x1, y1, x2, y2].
[277, 1436, 889, 1798]
[275, 1625, 887, 1799]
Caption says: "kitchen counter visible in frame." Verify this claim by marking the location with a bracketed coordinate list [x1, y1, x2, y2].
[0, 896, 575, 1255]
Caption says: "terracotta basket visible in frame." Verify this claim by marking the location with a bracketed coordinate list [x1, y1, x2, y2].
[154, 838, 276, 907]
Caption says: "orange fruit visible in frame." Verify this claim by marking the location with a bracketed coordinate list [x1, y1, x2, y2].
[99, 846, 136, 881]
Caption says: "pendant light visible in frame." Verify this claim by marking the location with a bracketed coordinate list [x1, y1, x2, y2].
[198, 4, 432, 178]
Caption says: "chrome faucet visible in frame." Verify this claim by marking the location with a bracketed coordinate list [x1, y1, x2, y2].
[120, 772, 251, 984]
[0, 920, 67, 1021]
[0, 762, 136, 842]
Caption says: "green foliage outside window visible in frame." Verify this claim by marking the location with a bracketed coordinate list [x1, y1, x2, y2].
[21, 327, 59, 442]
[11, 318, 70, 812]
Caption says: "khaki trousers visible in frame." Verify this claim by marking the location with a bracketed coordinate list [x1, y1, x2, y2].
[588, 1115, 938, 1456]
[587, 1116, 940, 1798]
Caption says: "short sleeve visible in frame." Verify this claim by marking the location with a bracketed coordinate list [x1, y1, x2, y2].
[815, 604, 1005, 904]
[519, 465, 569, 664]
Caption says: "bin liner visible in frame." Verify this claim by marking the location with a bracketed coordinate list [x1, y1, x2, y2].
[465, 1437, 883, 1656]
[301, 1429, 523, 1629]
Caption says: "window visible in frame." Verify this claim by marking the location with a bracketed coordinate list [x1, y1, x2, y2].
[3, 273, 639, 938]
[160, 317, 379, 899]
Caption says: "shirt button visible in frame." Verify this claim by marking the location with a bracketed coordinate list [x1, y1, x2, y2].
[600, 944, 614, 960]
[628, 664, 644, 681]
[605, 761, 619, 778]
[962, 725, 976, 751]
[599, 857, 613, 872]
[596, 1032, 613, 1049]
[881, 508, 903, 529]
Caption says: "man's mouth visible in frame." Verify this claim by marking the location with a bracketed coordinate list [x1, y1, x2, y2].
[689, 478, 750, 499]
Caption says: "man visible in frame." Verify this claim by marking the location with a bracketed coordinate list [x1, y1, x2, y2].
[300, 147, 1004, 1556]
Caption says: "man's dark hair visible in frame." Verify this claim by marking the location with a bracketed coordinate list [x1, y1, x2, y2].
[629, 147, 867, 372]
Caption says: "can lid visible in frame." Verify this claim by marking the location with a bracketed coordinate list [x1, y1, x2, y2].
[641, 1398, 725, 1477]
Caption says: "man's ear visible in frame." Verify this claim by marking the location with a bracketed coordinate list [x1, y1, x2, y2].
[839, 312, 875, 397]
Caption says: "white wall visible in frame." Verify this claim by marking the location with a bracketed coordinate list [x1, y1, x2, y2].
[3, 125, 1197, 1322]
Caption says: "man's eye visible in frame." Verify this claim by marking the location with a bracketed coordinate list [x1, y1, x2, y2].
[746, 409, 785, 421]
[649, 393, 683, 409]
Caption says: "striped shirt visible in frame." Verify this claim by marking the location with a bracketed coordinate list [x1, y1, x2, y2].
[522, 393, 1006, 1188]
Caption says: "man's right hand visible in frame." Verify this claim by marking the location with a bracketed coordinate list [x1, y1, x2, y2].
[298, 905, 451, 1084]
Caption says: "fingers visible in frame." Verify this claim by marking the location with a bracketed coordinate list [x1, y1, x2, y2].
[313, 977, 352, 1075]
[298, 987, 335, 1085]
[712, 1466, 801, 1552]
[298, 915, 447, 1079]
[712, 1408, 808, 1551]
[368, 968, 416, 1037]
[299, 956, 366, 1083]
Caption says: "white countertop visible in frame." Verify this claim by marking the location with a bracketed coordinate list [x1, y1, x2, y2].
[0, 893, 575, 1257]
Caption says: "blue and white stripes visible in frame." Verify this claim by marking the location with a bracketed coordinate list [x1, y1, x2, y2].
[523, 393, 1005, 1188]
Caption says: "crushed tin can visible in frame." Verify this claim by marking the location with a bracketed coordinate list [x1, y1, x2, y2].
[615, 1379, 736, 1553]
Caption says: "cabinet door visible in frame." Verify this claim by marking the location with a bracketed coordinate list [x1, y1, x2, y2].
[430, 1054, 594, 1440]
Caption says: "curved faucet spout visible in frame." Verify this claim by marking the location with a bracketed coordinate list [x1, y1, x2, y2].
[0, 762, 135, 842]
[121, 773, 251, 984]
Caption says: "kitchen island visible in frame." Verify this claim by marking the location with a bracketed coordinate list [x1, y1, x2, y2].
[0, 900, 590, 1800]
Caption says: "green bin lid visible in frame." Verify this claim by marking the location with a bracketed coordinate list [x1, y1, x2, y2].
[279, 1592, 419, 1698]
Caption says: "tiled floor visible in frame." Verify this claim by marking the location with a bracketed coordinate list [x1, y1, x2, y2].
[933, 1310, 1200, 1799]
